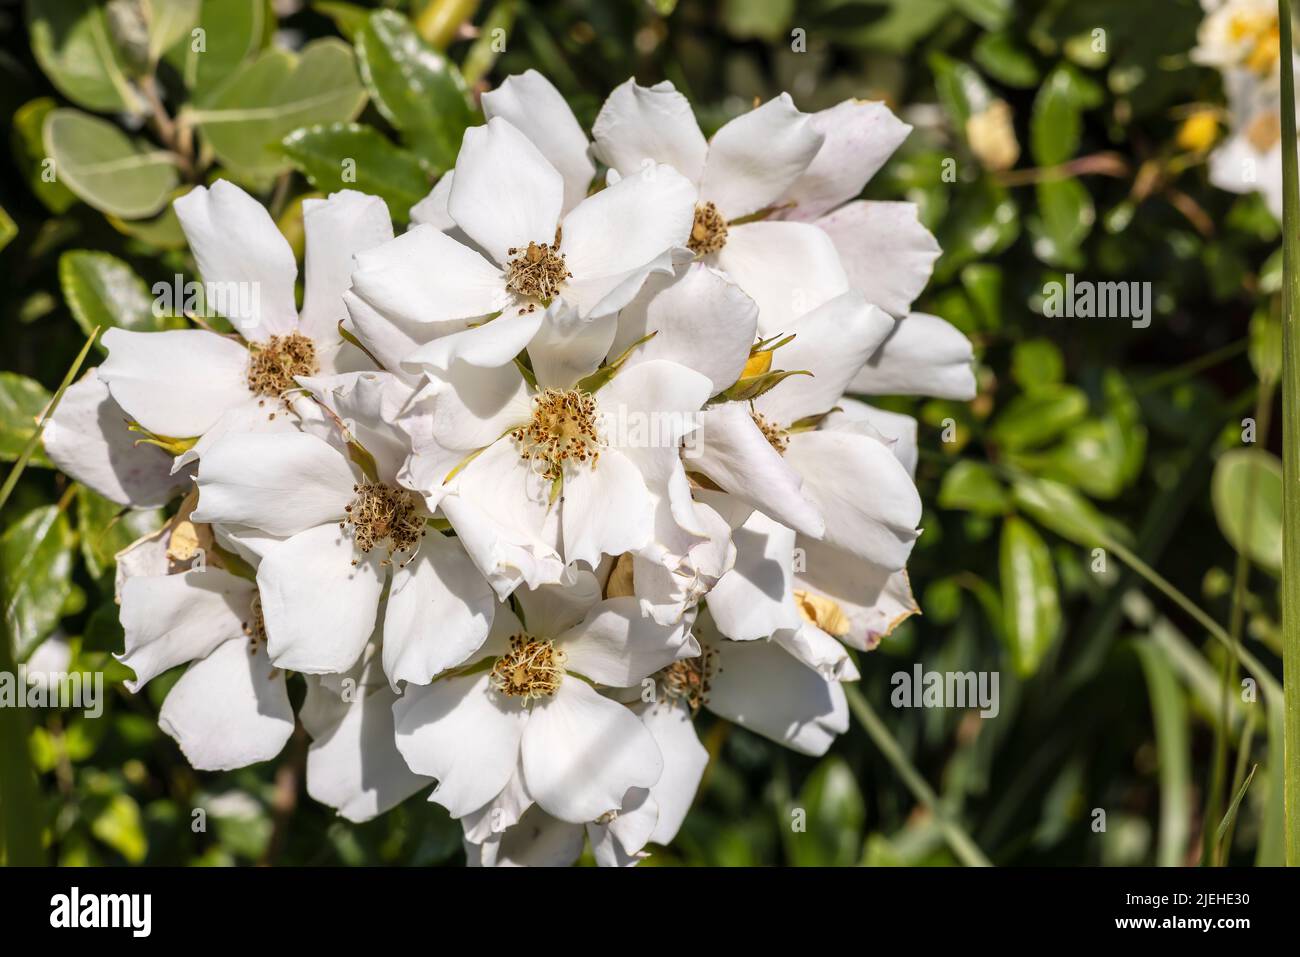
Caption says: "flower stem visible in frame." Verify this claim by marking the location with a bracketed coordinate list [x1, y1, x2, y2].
[1277, 0, 1300, 867]
[843, 684, 992, 867]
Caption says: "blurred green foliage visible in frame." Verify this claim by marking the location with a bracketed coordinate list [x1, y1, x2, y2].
[0, 0, 1287, 866]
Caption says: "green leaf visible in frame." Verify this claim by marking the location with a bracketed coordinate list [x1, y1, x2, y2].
[938, 460, 1009, 515]
[2, 506, 76, 661]
[786, 756, 865, 867]
[960, 263, 1002, 329]
[1031, 178, 1094, 266]
[989, 384, 1088, 450]
[1011, 475, 1115, 547]
[722, 0, 795, 41]
[26, 0, 144, 114]
[0, 207, 14, 253]
[936, 180, 1019, 280]
[998, 516, 1060, 677]
[1133, 640, 1191, 867]
[281, 123, 431, 221]
[59, 250, 170, 343]
[43, 108, 179, 219]
[190, 38, 368, 187]
[1211, 449, 1283, 576]
[91, 792, 148, 863]
[76, 486, 164, 580]
[1010, 338, 1064, 393]
[11, 98, 78, 214]
[929, 52, 992, 131]
[313, 1, 372, 40]
[972, 32, 1040, 88]
[165, 0, 272, 98]
[0, 373, 53, 466]
[356, 10, 475, 172]
[1031, 65, 1085, 166]
[1017, 417, 1128, 499]
[949, 0, 1010, 30]
[143, 0, 200, 64]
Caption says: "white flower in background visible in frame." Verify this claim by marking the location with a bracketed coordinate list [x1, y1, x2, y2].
[191, 372, 494, 683]
[1208, 68, 1292, 218]
[394, 572, 696, 827]
[1194, 0, 1282, 76]
[98, 182, 393, 467]
[115, 506, 293, 771]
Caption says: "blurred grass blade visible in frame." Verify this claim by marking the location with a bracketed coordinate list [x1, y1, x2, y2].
[1279, 0, 1300, 867]
[1134, 640, 1192, 866]
[1214, 764, 1257, 850]
[0, 327, 98, 512]
[0, 561, 45, 865]
[844, 684, 992, 867]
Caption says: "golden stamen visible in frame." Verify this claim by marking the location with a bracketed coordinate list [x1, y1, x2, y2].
[490, 635, 566, 701]
[247, 332, 319, 401]
[688, 202, 728, 255]
[511, 388, 604, 482]
[341, 482, 425, 566]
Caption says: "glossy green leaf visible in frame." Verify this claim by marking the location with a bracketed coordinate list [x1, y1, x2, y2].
[190, 38, 367, 186]
[2, 506, 77, 661]
[973, 32, 1040, 87]
[76, 486, 164, 580]
[165, 0, 272, 97]
[1031, 178, 1094, 266]
[281, 123, 431, 221]
[999, 516, 1060, 676]
[356, 10, 476, 172]
[91, 792, 148, 863]
[59, 250, 169, 343]
[0, 374, 53, 465]
[1211, 449, 1283, 576]
[938, 460, 1009, 515]
[43, 108, 179, 219]
[989, 385, 1088, 450]
[11, 98, 78, 214]
[1031, 65, 1085, 166]
[26, 0, 144, 114]
[786, 756, 865, 867]
[144, 0, 201, 64]
[1011, 475, 1115, 548]
[1010, 338, 1064, 393]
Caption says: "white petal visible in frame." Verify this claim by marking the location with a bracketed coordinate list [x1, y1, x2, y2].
[557, 596, 691, 686]
[705, 632, 848, 756]
[715, 221, 849, 337]
[779, 100, 911, 221]
[351, 224, 508, 325]
[305, 684, 432, 823]
[815, 201, 940, 318]
[560, 450, 654, 570]
[752, 291, 894, 425]
[449, 117, 564, 266]
[826, 398, 918, 477]
[849, 312, 977, 400]
[785, 430, 921, 570]
[171, 393, 300, 474]
[560, 164, 696, 317]
[158, 637, 294, 770]
[99, 328, 251, 438]
[514, 569, 602, 638]
[480, 805, 586, 866]
[794, 536, 918, 651]
[383, 532, 496, 686]
[460, 757, 534, 843]
[527, 304, 618, 389]
[706, 506, 803, 640]
[257, 524, 386, 674]
[688, 402, 824, 538]
[616, 263, 758, 395]
[341, 290, 426, 381]
[402, 303, 543, 373]
[393, 671, 526, 818]
[591, 79, 708, 183]
[43, 368, 185, 507]
[522, 679, 663, 823]
[440, 436, 565, 599]
[299, 189, 395, 343]
[590, 786, 657, 865]
[635, 699, 707, 845]
[172, 180, 299, 339]
[295, 371, 414, 485]
[482, 70, 595, 214]
[409, 172, 456, 229]
[118, 568, 255, 691]
[399, 361, 532, 455]
[774, 622, 859, 681]
[700, 94, 823, 220]
[192, 432, 356, 536]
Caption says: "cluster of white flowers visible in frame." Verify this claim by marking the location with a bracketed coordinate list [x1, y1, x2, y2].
[45, 72, 975, 866]
[1194, 0, 1294, 217]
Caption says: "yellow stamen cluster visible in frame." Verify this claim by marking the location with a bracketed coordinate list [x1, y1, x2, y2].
[1228, 13, 1280, 75]
[1246, 109, 1282, 153]
[752, 410, 789, 455]
[505, 233, 571, 302]
[242, 593, 268, 653]
[247, 332, 318, 400]
[793, 590, 852, 638]
[657, 651, 714, 716]
[688, 202, 728, 255]
[342, 482, 425, 565]
[512, 388, 603, 482]
[490, 635, 566, 701]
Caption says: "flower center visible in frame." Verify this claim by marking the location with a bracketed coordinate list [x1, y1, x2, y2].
[688, 202, 728, 255]
[1246, 109, 1283, 153]
[505, 229, 571, 302]
[752, 410, 789, 455]
[242, 593, 268, 653]
[490, 635, 566, 701]
[247, 332, 319, 399]
[1229, 13, 1280, 74]
[656, 651, 714, 715]
[512, 388, 603, 482]
[793, 590, 851, 638]
[342, 482, 424, 564]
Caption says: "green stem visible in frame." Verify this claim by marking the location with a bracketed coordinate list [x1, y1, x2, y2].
[843, 684, 992, 867]
[0, 564, 44, 865]
[1279, 0, 1300, 867]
